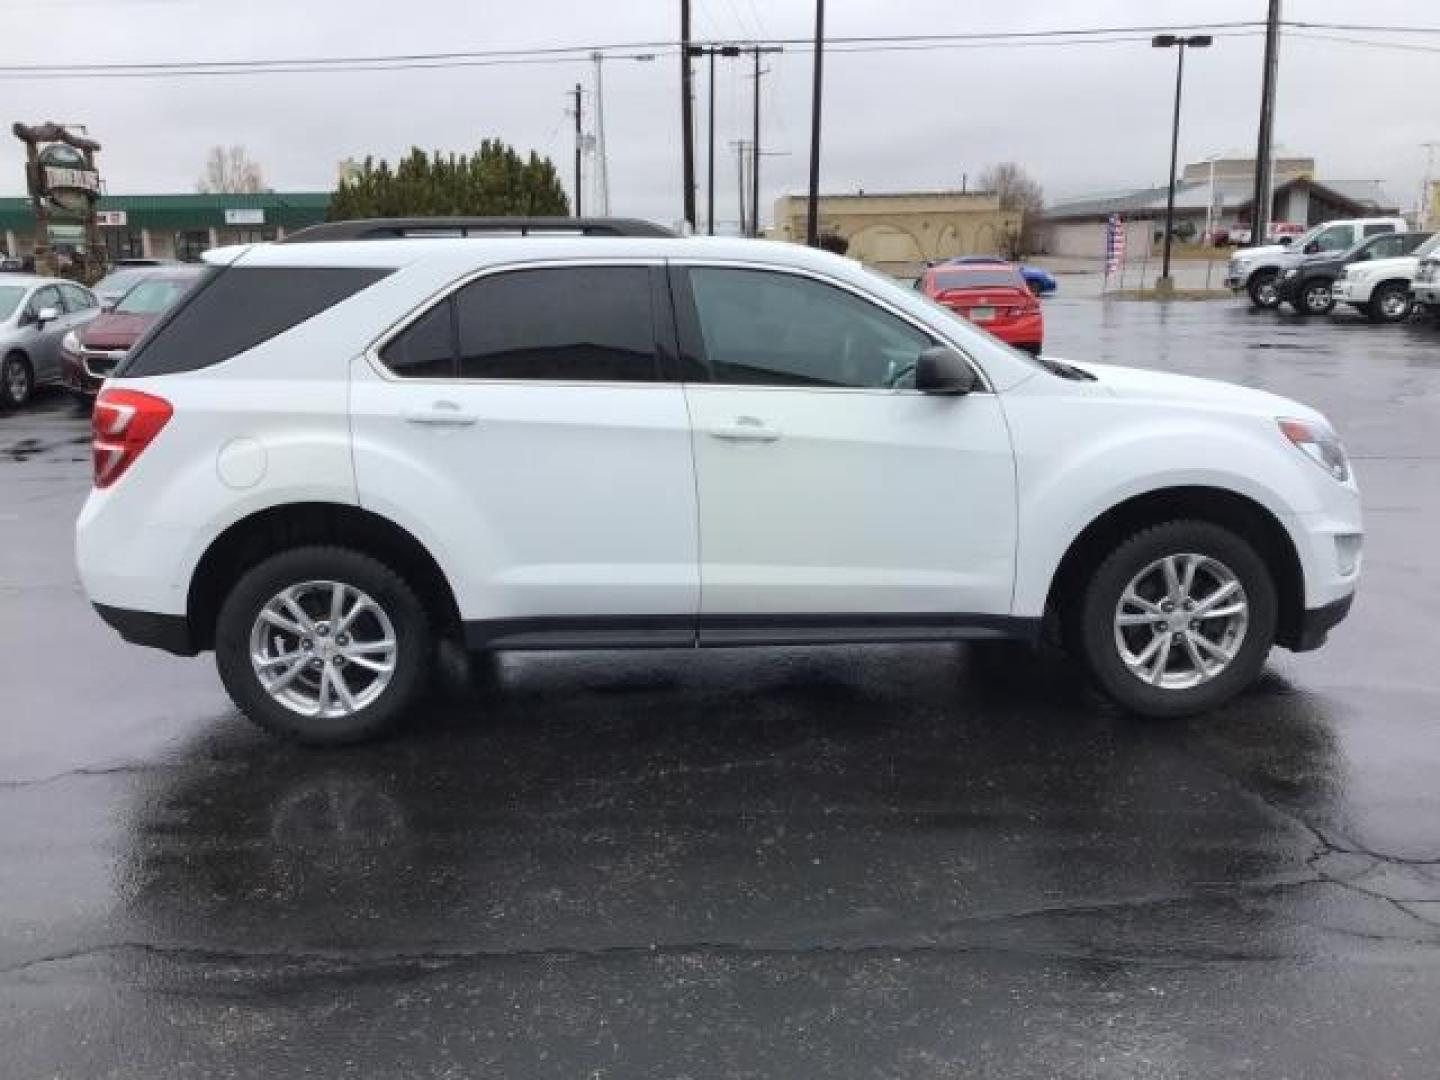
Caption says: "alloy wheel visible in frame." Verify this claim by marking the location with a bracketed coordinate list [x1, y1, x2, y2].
[1379, 290, 1410, 320]
[1113, 553, 1249, 690]
[1304, 283, 1331, 313]
[4, 358, 30, 404]
[248, 580, 398, 718]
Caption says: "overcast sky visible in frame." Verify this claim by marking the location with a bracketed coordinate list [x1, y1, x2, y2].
[1, 0, 1434, 228]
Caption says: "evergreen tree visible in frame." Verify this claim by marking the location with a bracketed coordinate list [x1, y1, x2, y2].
[327, 140, 570, 221]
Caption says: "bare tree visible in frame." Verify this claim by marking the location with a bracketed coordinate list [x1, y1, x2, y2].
[197, 145, 267, 194]
[978, 162, 1045, 256]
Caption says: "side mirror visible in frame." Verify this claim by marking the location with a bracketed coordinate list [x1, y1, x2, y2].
[1302, 241, 1319, 254]
[101, 297, 118, 312]
[915, 346, 979, 396]
[36, 305, 60, 326]
[1355, 251, 1371, 262]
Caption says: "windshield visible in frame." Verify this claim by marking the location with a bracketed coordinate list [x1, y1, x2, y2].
[93, 269, 147, 296]
[116, 277, 194, 315]
[1414, 233, 1440, 260]
[0, 285, 25, 321]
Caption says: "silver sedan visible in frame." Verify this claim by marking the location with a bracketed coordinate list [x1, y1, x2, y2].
[0, 274, 101, 409]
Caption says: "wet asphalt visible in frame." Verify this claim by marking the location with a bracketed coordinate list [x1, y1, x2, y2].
[1, 296, 1438, 1078]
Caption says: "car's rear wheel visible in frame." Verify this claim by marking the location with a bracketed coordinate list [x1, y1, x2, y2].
[215, 546, 432, 745]
[0, 353, 33, 408]
[1077, 521, 1277, 718]
[1367, 282, 1413, 323]
[1247, 270, 1281, 309]
[1299, 279, 1335, 315]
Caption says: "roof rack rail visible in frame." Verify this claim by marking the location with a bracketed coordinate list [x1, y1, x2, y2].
[279, 217, 676, 243]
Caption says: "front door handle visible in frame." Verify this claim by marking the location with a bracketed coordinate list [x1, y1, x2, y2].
[708, 416, 781, 442]
[404, 403, 477, 427]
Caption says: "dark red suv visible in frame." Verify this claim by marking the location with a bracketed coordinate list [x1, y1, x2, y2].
[61, 266, 205, 399]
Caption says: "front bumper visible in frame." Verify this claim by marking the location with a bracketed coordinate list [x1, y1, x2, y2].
[59, 350, 103, 397]
[1292, 593, 1353, 653]
[1331, 280, 1369, 304]
[93, 602, 198, 656]
[1413, 283, 1440, 306]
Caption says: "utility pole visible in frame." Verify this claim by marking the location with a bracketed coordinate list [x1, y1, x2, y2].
[733, 139, 751, 235]
[687, 44, 741, 235]
[1421, 142, 1439, 224]
[680, 0, 696, 230]
[747, 44, 783, 238]
[590, 52, 610, 216]
[805, 0, 825, 246]
[571, 83, 583, 218]
[1250, 0, 1282, 246]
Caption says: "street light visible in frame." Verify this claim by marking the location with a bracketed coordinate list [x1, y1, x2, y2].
[1152, 33, 1212, 291]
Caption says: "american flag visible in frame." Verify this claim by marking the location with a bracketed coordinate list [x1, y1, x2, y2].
[1104, 214, 1126, 277]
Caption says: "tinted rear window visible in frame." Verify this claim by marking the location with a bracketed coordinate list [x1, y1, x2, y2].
[118, 266, 391, 378]
[930, 268, 1021, 290]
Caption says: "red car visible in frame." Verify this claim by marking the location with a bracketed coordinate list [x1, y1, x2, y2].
[918, 262, 1043, 354]
[61, 266, 205, 399]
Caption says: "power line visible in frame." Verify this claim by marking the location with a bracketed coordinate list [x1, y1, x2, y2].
[3, 20, 1435, 80]
[1286, 31, 1440, 55]
[0, 22, 1272, 75]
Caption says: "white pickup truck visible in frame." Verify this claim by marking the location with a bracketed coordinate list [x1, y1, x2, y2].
[1332, 232, 1440, 322]
[1225, 217, 1411, 308]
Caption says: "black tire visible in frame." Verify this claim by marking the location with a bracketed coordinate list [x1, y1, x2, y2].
[0, 352, 33, 409]
[1297, 278, 1335, 316]
[1247, 269, 1280, 309]
[215, 546, 433, 745]
[1367, 282, 1412, 324]
[1076, 520, 1278, 719]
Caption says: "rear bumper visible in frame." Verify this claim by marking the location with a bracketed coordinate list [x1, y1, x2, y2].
[1290, 593, 1354, 653]
[93, 602, 198, 656]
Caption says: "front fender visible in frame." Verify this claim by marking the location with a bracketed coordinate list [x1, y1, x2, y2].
[1008, 410, 1322, 617]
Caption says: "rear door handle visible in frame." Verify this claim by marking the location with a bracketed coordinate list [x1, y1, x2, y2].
[708, 417, 781, 442]
[404, 403, 477, 427]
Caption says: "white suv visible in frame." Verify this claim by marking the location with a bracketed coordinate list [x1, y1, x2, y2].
[76, 219, 1363, 743]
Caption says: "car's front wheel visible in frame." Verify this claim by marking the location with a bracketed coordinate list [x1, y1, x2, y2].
[1367, 282, 1413, 323]
[1298, 279, 1335, 316]
[0, 353, 33, 409]
[215, 546, 433, 744]
[1247, 270, 1281, 309]
[1077, 521, 1277, 718]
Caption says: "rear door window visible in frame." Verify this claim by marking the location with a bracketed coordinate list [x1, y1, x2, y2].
[451, 266, 659, 382]
[119, 266, 391, 377]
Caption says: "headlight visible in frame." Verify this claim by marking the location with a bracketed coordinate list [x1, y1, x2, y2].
[1279, 418, 1350, 482]
[61, 330, 81, 355]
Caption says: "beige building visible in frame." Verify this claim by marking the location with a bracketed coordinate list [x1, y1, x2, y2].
[771, 191, 1021, 275]
[1427, 180, 1440, 231]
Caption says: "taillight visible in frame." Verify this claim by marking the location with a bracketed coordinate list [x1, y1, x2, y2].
[92, 388, 172, 489]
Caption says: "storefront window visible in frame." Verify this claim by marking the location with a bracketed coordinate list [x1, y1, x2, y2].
[174, 230, 210, 262]
[102, 228, 145, 260]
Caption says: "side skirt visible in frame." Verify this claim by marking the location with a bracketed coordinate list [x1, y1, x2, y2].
[463, 614, 1041, 651]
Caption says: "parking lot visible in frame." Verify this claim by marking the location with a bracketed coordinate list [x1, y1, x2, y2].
[2, 296, 1438, 1078]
